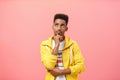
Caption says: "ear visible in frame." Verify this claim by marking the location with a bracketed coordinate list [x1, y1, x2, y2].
[65, 27, 68, 31]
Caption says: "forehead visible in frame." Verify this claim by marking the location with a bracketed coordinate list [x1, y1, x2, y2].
[54, 19, 66, 24]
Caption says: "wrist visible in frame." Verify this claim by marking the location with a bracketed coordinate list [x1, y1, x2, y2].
[55, 43, 59, 47]
[52, 47, 58, 55]
[60, 70, 64, 75]
[60, 69, 71, 75]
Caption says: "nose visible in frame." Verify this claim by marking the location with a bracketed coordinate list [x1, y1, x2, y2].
[57, 25, 61, 30]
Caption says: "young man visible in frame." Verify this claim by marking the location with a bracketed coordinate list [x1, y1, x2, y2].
[40, 13, 85, 80]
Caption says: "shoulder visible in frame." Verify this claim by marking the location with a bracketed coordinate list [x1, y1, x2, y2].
[40, 36, 52, 47]
[41, 40, 47, 45]
[68, 38, 80, 48]
[69, 38, 79, 46]
[40, 38, 50, 46]
[65, 37, 79, 48]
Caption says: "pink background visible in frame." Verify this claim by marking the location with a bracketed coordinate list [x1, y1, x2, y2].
[0, 0, 120, 80]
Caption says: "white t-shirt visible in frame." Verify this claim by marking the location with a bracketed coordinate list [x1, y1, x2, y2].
[52, 40, 66, 80]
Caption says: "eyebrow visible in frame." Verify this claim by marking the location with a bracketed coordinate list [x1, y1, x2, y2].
[55, 23, 59, 25]
[61, 24, 65, 26]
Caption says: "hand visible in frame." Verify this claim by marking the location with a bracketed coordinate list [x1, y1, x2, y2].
[47, 67, 71, 77]
[54, 35, 63, 46]
[48, 67, 62, 77]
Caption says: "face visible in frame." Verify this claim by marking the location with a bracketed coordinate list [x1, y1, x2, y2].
[52, 19, 68, 37]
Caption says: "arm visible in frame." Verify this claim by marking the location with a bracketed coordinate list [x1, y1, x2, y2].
[40, 42, 57, 69]
[69, 42, 85, 75]
[46, 35, 71, 76]
[48, 42, 85, 76]
[47, 67, 71, 77]
[40, 35, 63, 69]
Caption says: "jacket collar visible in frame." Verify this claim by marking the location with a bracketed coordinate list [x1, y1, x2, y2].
[42, 36, 73, 50]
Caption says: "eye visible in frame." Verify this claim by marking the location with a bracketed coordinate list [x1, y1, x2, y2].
[61, 24, 66, 28]
[55, 23, 58, 26]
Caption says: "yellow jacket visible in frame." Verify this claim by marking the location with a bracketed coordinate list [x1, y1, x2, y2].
[40, 36, 85, 80]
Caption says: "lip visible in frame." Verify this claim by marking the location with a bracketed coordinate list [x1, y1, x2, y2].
[56, 31, 62, 35]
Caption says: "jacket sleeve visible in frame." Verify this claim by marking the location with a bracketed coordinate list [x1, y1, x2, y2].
[40, 42, 57, 69]
[69, 42, 85, 75]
